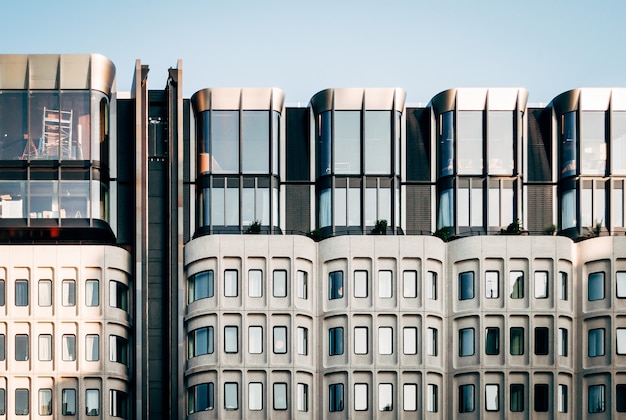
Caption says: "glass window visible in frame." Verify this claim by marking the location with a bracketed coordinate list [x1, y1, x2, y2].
[109, 390, 128, 418]
[273, 326, 287, 354]
[558, 384, 568, 413]
[438, 111, 455, 177]
[110, 280, 129, 311]
[403, 384, 417, 411]
[534, 327, 549, 355]
[534, 271, 548, 298]
[109, 335, 128, 364]
[510, 384, 524, 412]
[581, 111, 606, 175]
[459, 384, 475, 413]
[560, 111, 577, 178]
[365, 111, 391, 174]
[297, 270, 307, 299]
[534, 384, 549, 412]
[224, 382, 238, 410]
[437, 188, 454, 229]
[485, 271, 499, 298]
[329, 327, 344, 356]
[485, 384, 499, 411]
[15, 388, 29, 415]
[488, 111, 514, 174]
[618, 272, 626, 298]
[558, 328, 568, 356]
[224, 270, 238, 297]
[510, 271, 524, 299]
[0, 334, 4, 361]
[210, 110, 239, 173]
[617, 328, 626, 355]
[510, 327, 524, 355]
[247, 269, 262, 298]
[588, 272, 605, 301]
[248, 326, 262, 354]
[613, 185, 624, 228]
[242, 111, 269, 174]
[297, 327, 307, 355]
[62, 388, 76, 415]
[561, 188, 576, 229]
[354, 383, 368, 411]
[297, 383, 308, 412]
[588, 384, 605, 413]
[427, 384, 438, 412]
[0, 279, 4, 306]
[354, 270, 368, 298]
[559, 272, 568, 300]
[329, 383, 344, 412]
[612, 111, 626, 173]
[38, 280, 52, 307]
[62, 334, 76, 361]
[379, 270, 392, 298]
[459, 328, 475, 356]
[224, 326, 238, 353]
[0, 90, 27, 160]
[38, 334, 52, 361]
[485, 327, 500, 355]
[427, 327, 438, 356]
[187, 383, 214, 413]
[459, 271, 474, 300]
[62, 279, 76, 306]
[274, 382, 288, 410]
[85, 334, 99, 361]
[379, 383, 393, 412]
[617, 384, 626, 412]
[334, 111, 360, 174]
[38, 388, 52, 415]
[354, 327, 368, 355]
[402, 271, 414, 298]
[188, 270, 214, 303]
[458, 111, 483, 175]
[15, 334, 28, 361]
[15, 280, 28, 306]
[403, 327, 417, 355]
[426, 271, 437, 300]
[329, 271, 343, 300]
[379, 327, 393, 355]
[86, 389, 100, 416]
[85, 279, 99, 306]
[588, 328, 605, 357]
[272, 270, 287, 298]
[249, 382, 263, 411]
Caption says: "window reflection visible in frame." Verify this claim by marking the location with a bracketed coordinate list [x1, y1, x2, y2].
[210, 111, 239, 173]
[581, 112, 606, 175]
[438, 111, 454, 177]
[612, 112, 626, 174]
[365, 111, 391, 174]
[457, 111, 483, 175]
[488, 111, 514, 174]
[560, 112, 576, 178]
[242, 111, 269, 174]
[0, 91, 27, 160]
[334, 111, 360, 174]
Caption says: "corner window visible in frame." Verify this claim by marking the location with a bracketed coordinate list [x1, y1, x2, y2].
[588, 384, 605, 413]
[588, 272, 605, 301]
[403, 384, 417, 411]
[329, 271, 343, 300]
[427, 271, 437, 300]
[110, 390, 128, 418]
[15, 334, 29, 361]
[510, 327, 524, 355]
[273, 326, 287, 354]
[248, 326, 263, 354]
[110, 280, 129, 311]
[38, 280, 52, 307]
[588, 328, 605, 357]
[485, 271, 499, 298]
[510, 271, 524, 299]
[403, 327, 417, 355]
[297, 327, 308, 355]
[559, 272, 568, 300]
[85, 334, 100, 361]
[273, 270, 287, 298]
[224, 382, 238, 410]
[15, 280, 28, 306]
[427, 327, 438, 356]
[248, 382, 263, 411]
[558, 384, 568, 413]
[510, 384, 524, 412]
[485, 327, 500, 355]
[534, 327, 549, 355]
[379, 383, 393, 412]
[85, 389, 100, 416]
[354, 383, 368, 411]
[459, 271, 474, 300]
[403, 270, 417, 298]
[329, 327, 344, 356]
[378, 270, 392, 298]
[273, 383, 288, 410]
[427, 384, 438, 412]
[62, 388, 76, 415]
[558, 328, 568, 356]
[188, 270, 214, 303]
[15, 388, 29, 416]
[379, 327, 393, 355]
[534, 384, 549, 412]
[534, 271, 548, 298]
[224, 270, 238, 297]
[297, 383, 308, 412]
[85, 279, 99, 307]
[188, 383, 214, 413]
[38, 334, 52, 361]
[354, 270, 368, 298]
[224, 326, 238, 353]
[63, 279, 76, 306]
[248, 269, 263, 298]
[485, 384, 499, 411]
[459, 328, 475, 356]
[296, 270, 307, 299]
[329, 383, 344, 412]
[354, 327, 368, 355]
[459, 384, 475, 413]
[62, 334, 76, 361]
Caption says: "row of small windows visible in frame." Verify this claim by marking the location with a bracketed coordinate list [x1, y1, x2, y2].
[0, 387, 128, 417]
[458, 270, 567, 300]
[188, 269, 308, 302]
[329, 382, 435, 413]
[187, 382, 303, 413]
[328, 326, 438, 356]
[0, 279, 128, 310]
[329, 270, 437, 300]
[0, 334, 128, 364]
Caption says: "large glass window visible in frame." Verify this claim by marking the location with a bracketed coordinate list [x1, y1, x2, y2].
[510, 271, 524, 299]
[458, 179, 483, 227]
[110, 280, 129, 311]
[188, 326, 214, 358]
[534, 327, 549, 355]
[588, 328, 605, 357]
[510, 384, 524, 412]
[329, 271, 343, 300]
[588, 272, 605, 301]
[62, 388, 76, 416]
[249, 382, 263, 411]
[224, 382, 238, 410]
[86, 389, 100, 416]
[378, 270, 392, 298]
[379, 383, 393, 412]
[485, 384, 499, 411]
[329, 383, 344, 412]
[588, 384, 605, 413]
[0, 90, 27, 160]
[354, 327, 368, 355]
[15, 388, 29, 416]
[248, 326, 263, 354]
[334, 111, 360, 174]
[365, 111, 391, 174]
[438, 111, 454, 177]
[354, 270, 368, 298]
[224, 326, 238, 353]
[318, 111, 332, 176]
[458, 111, 483, 175]
[248, 270, 262, 298]
[379, 327, 393, 355]
[15, 280, 28, 306]
[329, 327, 344, 356]
[581, 111, 606, 175]
[510, 327, 524, 355]
[110, 390, 128, 418]
[612, 111, 626, 173]
[15, 334, 29, 361]
[354, 383, 368, 411]
[560, 111, 577, 178]
[210, 111, 239, 173]
[273, 383, 288, 410]
[459, 271, 474, 300]
[242, 111, 269, 174]
[485, 327, 500, 355]
[488, 181, 514, 228]
[273, 326, 287, 354]
[188, 270, 214, 303]
[485, 271, 499, 298]
[459, 384, 475, 413]
[488, 111, 514, 174]
[459, 328, 475, 356]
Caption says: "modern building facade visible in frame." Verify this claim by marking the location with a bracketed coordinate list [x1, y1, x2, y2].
[1, 54, 626, 419]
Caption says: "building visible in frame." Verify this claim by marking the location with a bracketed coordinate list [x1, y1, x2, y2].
[1, 54, 626, 419]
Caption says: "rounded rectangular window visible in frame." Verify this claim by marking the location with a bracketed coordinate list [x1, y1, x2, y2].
[272, 270, 287, 298]
[248, 382, 263, 411]
[509, 271, 524, 299]
[379, 327, 393, 355]
[459, 271, 474, 300]
[485, 384, 499, 411]
[403, 384, 417, 412]
[485, 271, 499, 298]
[273, 326, 287, 354]
[379, 383, 393, 412]
[588, 272, 605, 301]
[273, 383, 288, 410]
[354, 270, 368, 298]
[534, 271, 548, 298]
[248, 270, 262, 298]
[378, 270, 392, 298]
[354, 383, 367, 411]
[459, 384, 475, 413]
[329, 271, 343, 300]
[188, 270, 214, 303]
[459, 328, 475, 356]
[248, 326, 263, 354]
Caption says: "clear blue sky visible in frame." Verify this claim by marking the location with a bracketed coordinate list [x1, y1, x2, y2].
[1, 0, 625, 105]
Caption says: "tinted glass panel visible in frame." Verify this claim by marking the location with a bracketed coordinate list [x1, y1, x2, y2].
[612, 111, 626, 173]
[488, 111, 514, 174]
[581, 111, 606, 175]
[560, 111, 576, 178]
[242, 111, 269, 173]
[458, 111, 483, 174]
[365, 111, 391, 174]
[334, 111, 360, 174]
[211, 111, 239, 173]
